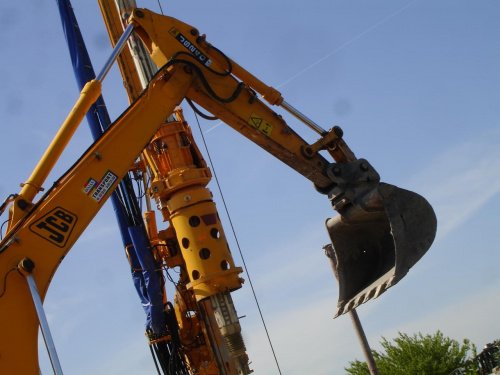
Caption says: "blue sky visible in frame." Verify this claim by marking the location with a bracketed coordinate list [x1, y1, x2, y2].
[1, 1, 499, 374]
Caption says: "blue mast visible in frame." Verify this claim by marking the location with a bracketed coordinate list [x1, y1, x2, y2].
[55, 0, 166, 335]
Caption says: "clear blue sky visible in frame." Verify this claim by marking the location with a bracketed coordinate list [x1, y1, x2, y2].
[0, 1, 499, 374]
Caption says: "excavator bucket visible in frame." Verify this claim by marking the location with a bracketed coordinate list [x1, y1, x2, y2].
[324, 160, 437, 317]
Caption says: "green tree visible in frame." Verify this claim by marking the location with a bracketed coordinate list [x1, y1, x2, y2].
[494, 340, 500, 366]
[345, 331, 475, 375]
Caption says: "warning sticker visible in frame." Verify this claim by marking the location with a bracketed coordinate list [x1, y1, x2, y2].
[90, 170, 118, 203]
[248, 113, 274, 136]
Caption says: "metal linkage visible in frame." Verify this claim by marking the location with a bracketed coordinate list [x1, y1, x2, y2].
[18, 259, 63, 375]
[324, 245, 380, 375]
[96, 23, 135, 82]
[280, 100, 327, 135]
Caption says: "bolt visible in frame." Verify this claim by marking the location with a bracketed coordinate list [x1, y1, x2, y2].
[184, 195, 192, 202]
[305, 147, 313, 155]
[190, 29, 198, 36]
[360, 161, 369, 171]
[332, 166, 342, 176]
[333, 126, 344, 138]
[135, 10, 144, 18]
[17, 199, 28, 210]
[19, 258, 35, 274]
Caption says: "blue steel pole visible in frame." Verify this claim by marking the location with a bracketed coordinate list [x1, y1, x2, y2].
[55, 0, 167, 336]
[56, 0, 138, 244]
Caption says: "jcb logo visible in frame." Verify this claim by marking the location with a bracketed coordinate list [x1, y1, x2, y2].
[30, 207, 78, 248]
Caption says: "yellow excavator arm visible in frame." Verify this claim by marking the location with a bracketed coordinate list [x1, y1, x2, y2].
[0, 8, 436, 374]
[127, 7, 436, 314]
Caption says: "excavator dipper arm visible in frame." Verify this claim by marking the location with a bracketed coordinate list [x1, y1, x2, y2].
[129, 9, 337, 189]
[128, 8, 436, 316]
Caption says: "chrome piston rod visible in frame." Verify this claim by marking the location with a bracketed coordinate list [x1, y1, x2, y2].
[281, 100, 327, 135]
[96, 23, 134, 82]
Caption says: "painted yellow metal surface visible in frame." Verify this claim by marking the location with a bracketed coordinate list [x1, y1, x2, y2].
[0, 8, 434, 373]
[1, 11, 329, 372]
[130, 8, 334, 189]
[0, 66, 193, 373]
[9, 80, 102, 229]
[168, 186, 244, 301]
[98, 0, 144, 102]
[137, 105, 249, 371]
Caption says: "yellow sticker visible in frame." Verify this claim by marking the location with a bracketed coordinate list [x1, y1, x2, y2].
[248, 113, 274, 136]
[169, 27, 179, 37]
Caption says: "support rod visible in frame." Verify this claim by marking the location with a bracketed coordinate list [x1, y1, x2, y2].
[324, 245, 380, 375]
[96, 23, 134, 82]
[348, 309, 380, 375]
[18, 259, 63, 375]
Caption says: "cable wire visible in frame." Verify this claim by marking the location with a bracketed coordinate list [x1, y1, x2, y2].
[186, 98, 218, 121]
[192, 112, 283, 375]
[0, 220, 10, 240]
[157, 0, 164, 15]
[0, 268, 17, 299]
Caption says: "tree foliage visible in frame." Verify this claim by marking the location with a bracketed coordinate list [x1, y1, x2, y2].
[345, 331, 475, 375]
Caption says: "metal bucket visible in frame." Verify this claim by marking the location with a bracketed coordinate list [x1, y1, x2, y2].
[324, 161, 437, 317]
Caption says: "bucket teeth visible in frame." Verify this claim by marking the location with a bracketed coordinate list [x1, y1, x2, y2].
[333, 274, 395, 318]
[376, 276, 394, 298]
[363, 288, 376, 302]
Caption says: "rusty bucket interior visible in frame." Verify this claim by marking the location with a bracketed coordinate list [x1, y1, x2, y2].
[326, 182, 437, 317]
